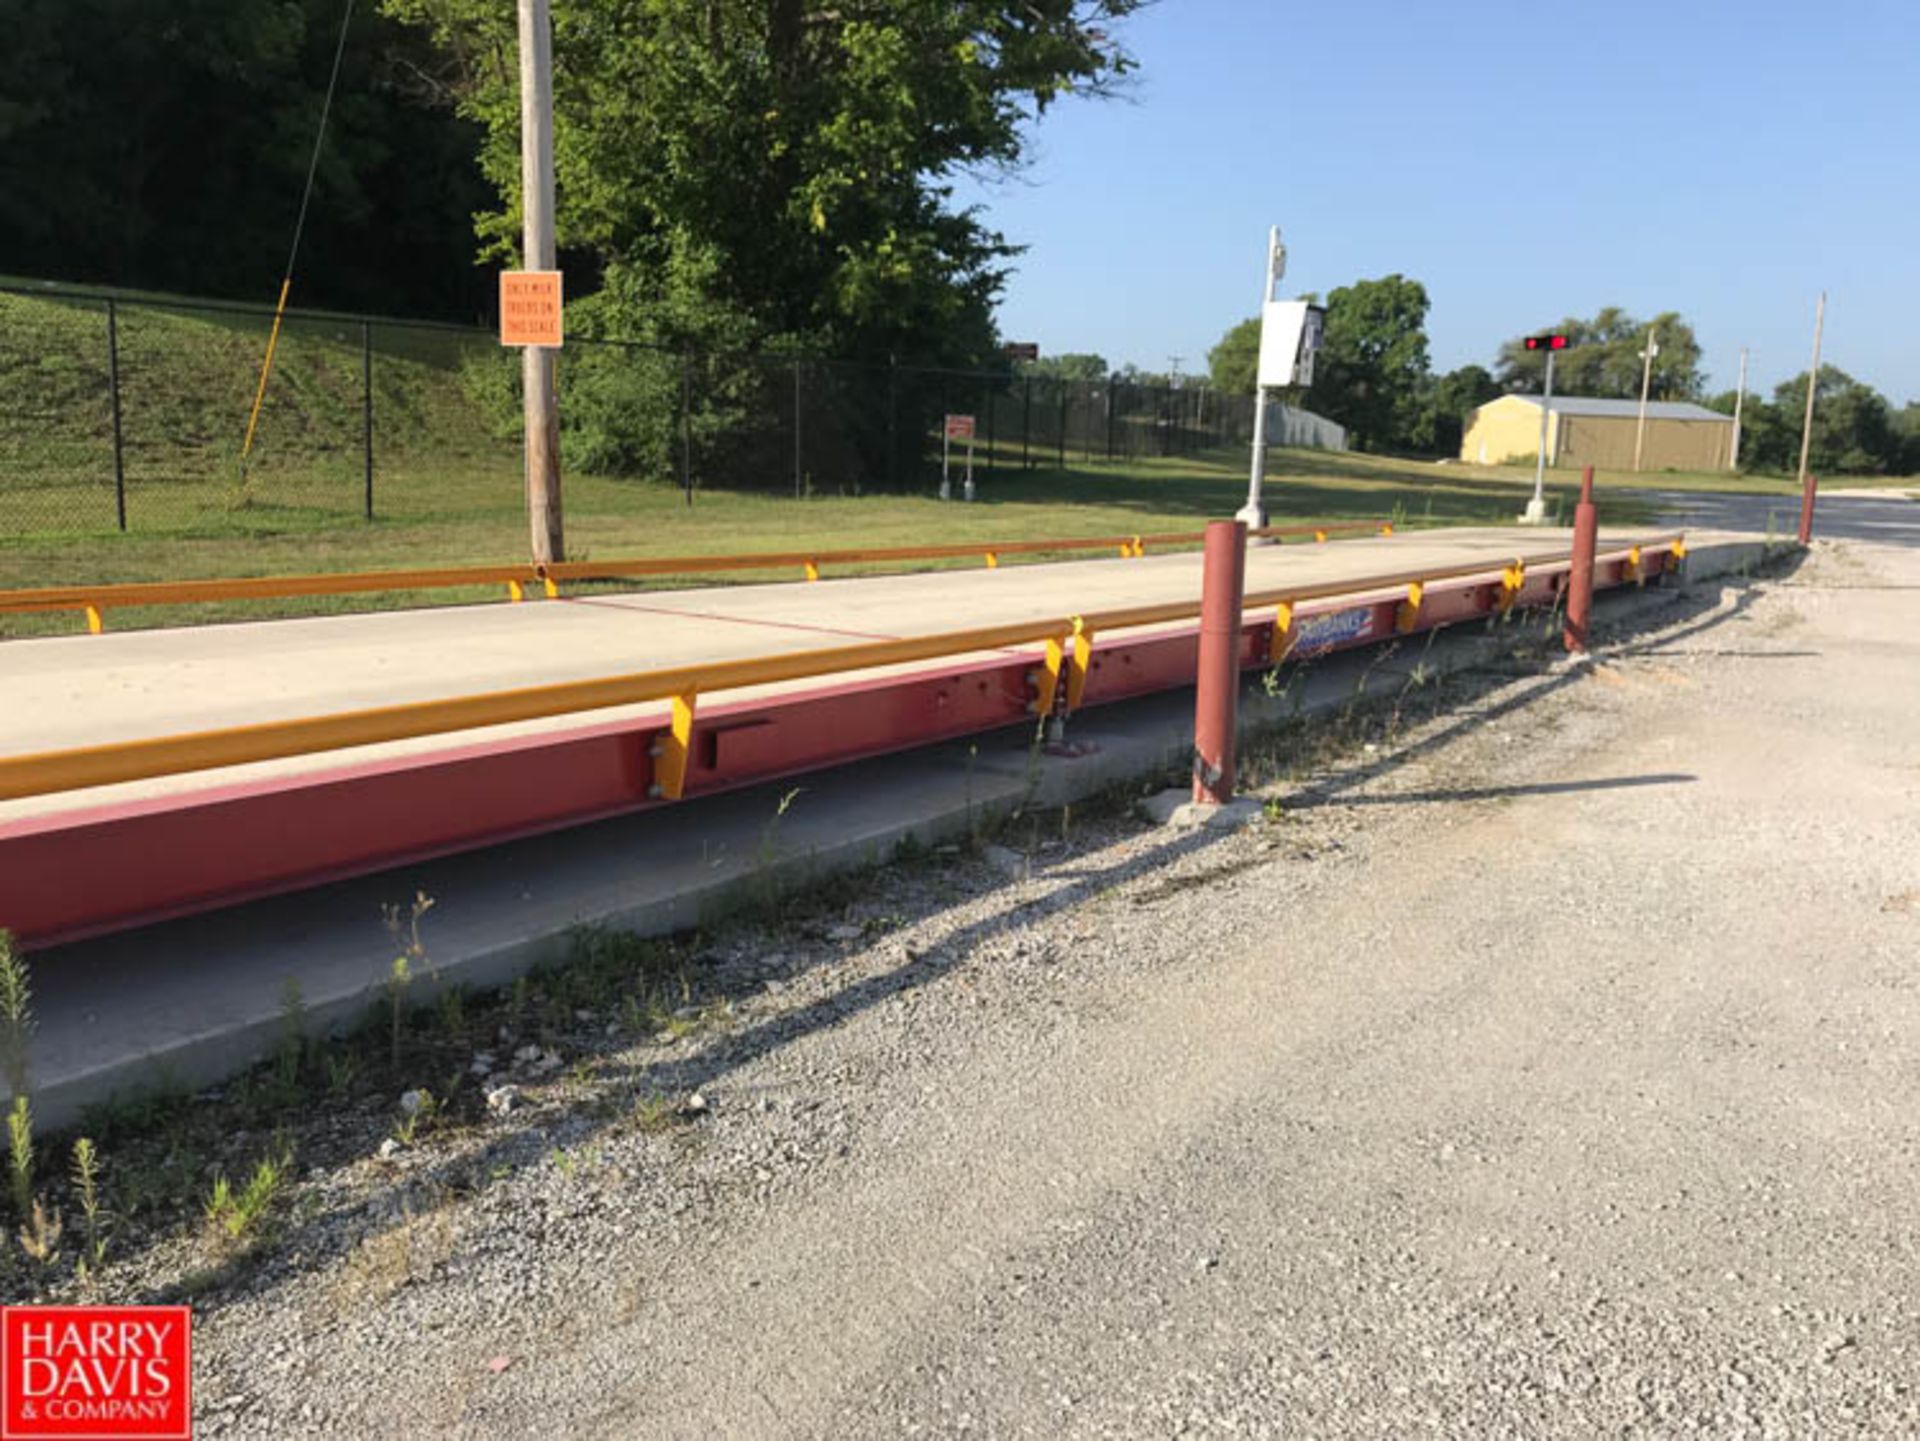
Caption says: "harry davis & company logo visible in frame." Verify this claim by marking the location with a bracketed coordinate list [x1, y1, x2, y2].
[1, 1306, 191, 1440]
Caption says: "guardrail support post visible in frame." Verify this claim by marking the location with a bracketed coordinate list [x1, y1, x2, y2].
[1191, 519, 1247, 806]
[1564, 465, 1598, 653]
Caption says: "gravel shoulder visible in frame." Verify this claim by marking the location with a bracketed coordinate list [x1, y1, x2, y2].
[62, 537, 1920, 1437]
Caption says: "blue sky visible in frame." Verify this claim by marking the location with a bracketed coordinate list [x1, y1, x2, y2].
[953, 0, 1919, 403]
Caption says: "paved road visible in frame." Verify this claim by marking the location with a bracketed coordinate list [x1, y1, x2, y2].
[1636, 485, 1920, 545]
[189, 531, 1920, 1437]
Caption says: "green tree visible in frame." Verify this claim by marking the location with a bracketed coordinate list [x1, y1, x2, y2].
[1207, 317, 1260, 396]
[1767, 367, 1901, 475]
[1896, 403, 1920, 475]
[0, 0, 492, 317]
[1708, 369, 1908, 475]
[1496, 308, 1704, 400]
[1307, 275, 1432, 452]
[385, 0, 1142, 369]
[1413, 363, 1502, 456]
[1025, 353, 1110, 382]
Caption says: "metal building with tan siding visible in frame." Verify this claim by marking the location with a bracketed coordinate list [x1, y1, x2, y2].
[1461, 395, 1735, 472]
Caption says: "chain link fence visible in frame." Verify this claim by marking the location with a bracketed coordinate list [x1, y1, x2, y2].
[0, 282, 1261, 540]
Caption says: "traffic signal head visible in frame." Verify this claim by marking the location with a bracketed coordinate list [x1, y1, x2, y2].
[1524, 334, 1569, 351]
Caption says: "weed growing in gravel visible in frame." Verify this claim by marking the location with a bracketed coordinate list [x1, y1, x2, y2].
[17, 1196, 61, 1266]
[204, 1146, 289, 1250]
[753, 788, 806, 909]
[71, 1138, 106, 1276]
[437, 985, 468, 1044]
[391, 1090, 437, 1148]
[386, 958, 413, 1068]
[631, 1090, 680, 1134]
[7, 1096, 32, 1221]
[0, 932, 31, 1104]
[382, 892, 436, 1065]
[324, 1050, 358, 1100]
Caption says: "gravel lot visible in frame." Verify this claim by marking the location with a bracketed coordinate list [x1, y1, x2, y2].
[124, 535, 1920, 1435]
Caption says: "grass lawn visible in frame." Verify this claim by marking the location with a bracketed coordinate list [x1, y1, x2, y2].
[4, 281, 1901, 637]
[0, 446, 1663, 637]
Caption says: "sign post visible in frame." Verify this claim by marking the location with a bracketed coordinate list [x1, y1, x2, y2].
[1240, 227, 1324, 531]
[1521, 333, 1568, 525]
[943, 414, 976, 501]
[514, 0, 564, 564]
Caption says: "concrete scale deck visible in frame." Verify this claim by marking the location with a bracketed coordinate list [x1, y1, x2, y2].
[0, 525, 1665, 823]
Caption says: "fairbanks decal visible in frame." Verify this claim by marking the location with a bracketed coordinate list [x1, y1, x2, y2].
[1289, 606, 1377, 655]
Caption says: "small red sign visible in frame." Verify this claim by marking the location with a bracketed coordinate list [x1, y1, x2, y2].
[944, 414, 976, 440]
[1, 1307, 192, 1440]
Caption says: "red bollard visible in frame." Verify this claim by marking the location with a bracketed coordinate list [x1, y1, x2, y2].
[1192, 519, 1248, 805]
[1564, 465, 1598, 653]
[1798, 471, 1819, 545]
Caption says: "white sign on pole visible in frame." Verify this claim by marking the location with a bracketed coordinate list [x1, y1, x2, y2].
[1256, 300, 1326, 389]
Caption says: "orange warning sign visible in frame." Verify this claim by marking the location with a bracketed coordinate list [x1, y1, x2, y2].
[499, 270, 564, 347]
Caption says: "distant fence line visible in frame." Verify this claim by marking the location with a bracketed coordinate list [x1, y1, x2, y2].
[0, 282, 1284, 537]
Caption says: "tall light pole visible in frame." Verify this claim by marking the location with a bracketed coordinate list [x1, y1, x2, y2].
[1728, 346, 1748, 471]
[1237, 226, 1287, 530]
[1632, 327, 1660, 473]
[518, 0, 565, 564]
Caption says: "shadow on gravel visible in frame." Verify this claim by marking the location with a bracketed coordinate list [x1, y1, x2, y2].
[1281, 548, 1801, 816]
[140, 548, 1807, 1310]
[1311, 772, 1697, 808]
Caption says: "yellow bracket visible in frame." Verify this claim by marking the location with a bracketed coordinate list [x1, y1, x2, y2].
[1129, 536, 1145, 558]
[1672, 537, 1689, 561]
[1396, 580, 1424, 634]
[507, 580, 525, 603]
[1314, 528, 1328, 544]
[1036, 630, 1072, 716]
[652, 689, 697, 801]
[1380, 522, 1395, 536]
[804, 560, 821, 582]
[1497, 559, 1526, 614]
[542, 576, 559, 599]
[1625, 545, 1644, 585]
[1066, 617, 1093, 711]
[1268, 601, 1295, 664]
[85, 605, 104, 635]
[984, 551, 999, 569]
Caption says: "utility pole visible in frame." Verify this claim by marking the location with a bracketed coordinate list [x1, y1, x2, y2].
[1237, 226, 1286, 530]
[1796, 292, 1827, 543]
[518, 0, 565, 564]
[1728, 347, 1748, 471]
[1632, 326, 1659, 473]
